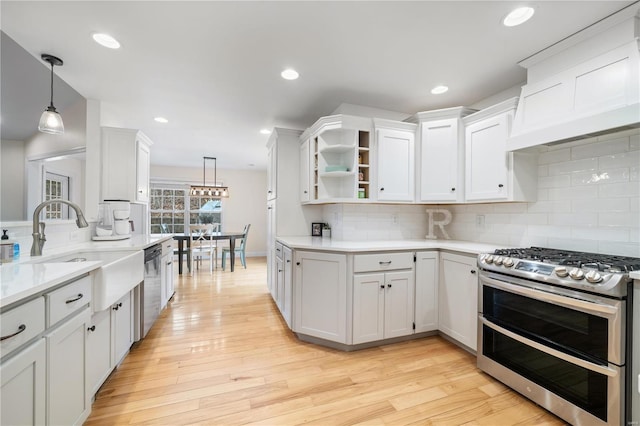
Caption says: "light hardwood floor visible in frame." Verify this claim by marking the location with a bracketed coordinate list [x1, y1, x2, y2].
[85, 257, 566, 425]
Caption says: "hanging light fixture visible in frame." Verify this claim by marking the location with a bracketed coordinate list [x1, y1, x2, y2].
[38, 53, 65, 135]
[190, 156, 229, 198]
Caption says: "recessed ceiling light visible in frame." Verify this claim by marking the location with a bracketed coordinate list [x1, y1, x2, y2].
[154, 117, 168, 123]
[431, 85, 449, 95]
[92, 33, 121, 49]
[503, 7, 535, 27]
[260, 129, 272, 135]
[281, 68, 299, 80]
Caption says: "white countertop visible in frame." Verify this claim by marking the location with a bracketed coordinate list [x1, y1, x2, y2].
[276, 236, 503, 255]
[631, 271, 640, 280]
[0, 234, 173, 310]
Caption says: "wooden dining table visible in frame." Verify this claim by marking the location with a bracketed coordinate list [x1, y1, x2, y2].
[173, 231, 246, 273]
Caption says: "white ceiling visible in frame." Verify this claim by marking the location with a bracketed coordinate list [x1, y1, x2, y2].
[1, 1, 635, 170]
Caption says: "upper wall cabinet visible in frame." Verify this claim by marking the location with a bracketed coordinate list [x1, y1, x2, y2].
[464, 98, 537, 202]
[101, 127, 152, 203]
[301, 115, 372, 203]
[410, 107, 476, 203]
[374, 119, 416, 202]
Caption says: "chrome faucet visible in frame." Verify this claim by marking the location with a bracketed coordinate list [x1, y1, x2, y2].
[31, 200, 89, 256]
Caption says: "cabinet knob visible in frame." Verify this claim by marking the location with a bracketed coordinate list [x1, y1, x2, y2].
[380, 285, 385, 289]
[380, 187, 385, 191]
[286, 260, 291, 263]
[470, 270, 476, 274]
[451, 187, 456, 192]
[268, 190, 272, 194]
[296, 262, 300, 266]
[303, 190, 308, 194]
[87, 325, 96, 332]
[498, 184, 504, 188]
[387, 284, 392, 288]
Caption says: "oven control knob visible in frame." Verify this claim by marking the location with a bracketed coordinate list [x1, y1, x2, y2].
[554, 266, 569, 278]
[569, 268, 585, 280]
[585, 270, 603, 284]
[483, 255, 494, 264]
[503, 258, 514, 268]
[494, 256, 504, 266]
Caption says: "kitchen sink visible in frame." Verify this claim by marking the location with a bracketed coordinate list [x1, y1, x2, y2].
[31, 250, 144, 311]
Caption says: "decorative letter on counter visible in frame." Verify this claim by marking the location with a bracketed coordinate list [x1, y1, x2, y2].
[425, 209, 452, 240]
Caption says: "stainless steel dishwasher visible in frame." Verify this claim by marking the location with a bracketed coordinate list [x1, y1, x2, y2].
[134, 244, 162, 340]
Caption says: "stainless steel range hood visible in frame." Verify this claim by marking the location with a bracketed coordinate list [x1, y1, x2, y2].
[507, 3, 640, 151]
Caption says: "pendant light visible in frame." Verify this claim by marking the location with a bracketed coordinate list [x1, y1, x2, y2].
[38, 53, 65, 135]
[190, 156, 229, 198]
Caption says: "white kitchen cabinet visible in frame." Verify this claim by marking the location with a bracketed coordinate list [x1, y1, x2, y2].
[300, 139, 311, 203]
[415, 251, 438, 333]
[282, 246, 293, 328]
[410, 108, 476, 203]
[101, 127, 153, 203]
[112, 291, 133, 367]
[374, 120, 416, 202]
[161, 238, 175, 309]
[301, 115, 372, 202]
[438, 252, 478, 351]
[267, 142, 277, 201]
[352, 251, 415, 344]
[353, 270, 414, 344]
[275, 248, 284, 310]
[464, 99, 537, 202]
[266, 128, 320, 295]
[46, 307, 91, 426]
[294, 250, 347, 344]
[87, 308, 111, 396]
[0, 339, 46, 426]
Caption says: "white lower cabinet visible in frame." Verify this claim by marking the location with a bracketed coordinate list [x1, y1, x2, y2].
[294, 250, 347, 343]
[353, 270, 414, 344]
[161, 239, 175, 309]
[414, 251, 439, 333]
[87, 308, 111, 396]
[282, 246, 293, 328]
[0, 338, 46, 425]
[46, 307, 91, 426]
[112, 291, 133, 366]
[438, 252, 478, 351]
[275, 254, 284, 310]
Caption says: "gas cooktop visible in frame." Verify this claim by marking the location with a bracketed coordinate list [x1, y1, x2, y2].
[492, 247, 640, 273]
[478, 247, 640, 298]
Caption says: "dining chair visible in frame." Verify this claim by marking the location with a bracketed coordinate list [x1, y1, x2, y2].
[188, 223, 219, 273]
[221, 224, 250, 270]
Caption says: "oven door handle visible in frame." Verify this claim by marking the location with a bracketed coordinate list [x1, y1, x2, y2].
[480, 317, 618, 377]
[480, 274, 619, 317]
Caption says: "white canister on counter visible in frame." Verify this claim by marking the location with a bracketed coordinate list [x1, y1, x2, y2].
[1, 240, 14, 263]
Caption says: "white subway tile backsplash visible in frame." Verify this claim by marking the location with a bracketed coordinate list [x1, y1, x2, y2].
[598, 181, 640, 198]
[510, 213, 548, 225]
[598, 212, 639, 227]
[572, 198, 629, 213]
[571, 168, 630, 186]
[539, 148, 571, 165]
[528, 200, 571, 213]
[599, 150, 640, 170]
[548, 237, 599, 253]
[571, 227, 629, 242]
[630, 134, 639, 150]
[538, 175, 570, 189]
[597, 241, 640, 257]
[549, 213, 597, 227]
[538, 165, 549, 177]
[571, 137, 628, 160]
[548, 186, 597, 200]
[548, 158, 597, 176]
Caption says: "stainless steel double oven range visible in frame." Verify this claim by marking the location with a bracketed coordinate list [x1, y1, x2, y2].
[477, 247, 638, 426]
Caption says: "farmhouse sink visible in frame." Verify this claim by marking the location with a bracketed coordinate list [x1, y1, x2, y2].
[32, 250, 144, 311]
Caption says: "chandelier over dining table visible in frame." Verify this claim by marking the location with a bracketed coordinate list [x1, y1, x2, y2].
[190, 156, 229, 198]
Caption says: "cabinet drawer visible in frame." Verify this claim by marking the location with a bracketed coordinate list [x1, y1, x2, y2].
[1, 297, 45, 358]
[46, 276, 92, 327]
[354, 252, 413, 273]
[162, 240, 174, 257]
[275, 242, 284, 260]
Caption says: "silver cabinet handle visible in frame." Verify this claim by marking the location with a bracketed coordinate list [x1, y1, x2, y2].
[1, 324, 26, 341]
[379, 261, 392, 265]
[65, 293, 83, 304]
